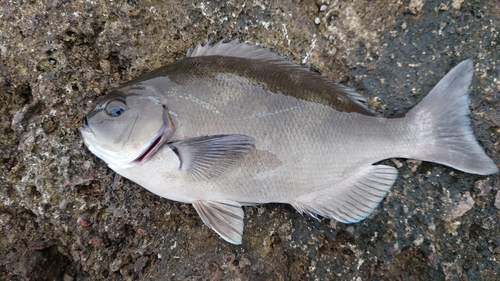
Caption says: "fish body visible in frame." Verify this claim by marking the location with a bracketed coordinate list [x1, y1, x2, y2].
[79, 41, 498, 244]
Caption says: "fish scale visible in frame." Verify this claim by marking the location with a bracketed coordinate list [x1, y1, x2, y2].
[79, 40, 498, 244]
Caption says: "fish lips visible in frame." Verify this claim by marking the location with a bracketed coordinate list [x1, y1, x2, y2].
[77, 116, 94, 148]
[78, 116, 91, 133]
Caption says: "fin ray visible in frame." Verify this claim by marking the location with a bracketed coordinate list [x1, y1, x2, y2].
[188, 40, 377, 115]
[188, 39, 285, 61]
[408, 59, 498, 175]
[292, 165, 398, 223]
[192, 200, 244, 244]
[170, 134, 255, 181]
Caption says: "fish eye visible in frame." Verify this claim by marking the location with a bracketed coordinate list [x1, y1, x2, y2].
[106, 101, 127, 117]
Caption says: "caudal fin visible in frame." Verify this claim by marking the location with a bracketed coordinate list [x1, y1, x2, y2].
[407, 59, 498, 175]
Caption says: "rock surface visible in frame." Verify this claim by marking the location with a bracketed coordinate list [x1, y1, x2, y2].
[1, 0, 499, 280]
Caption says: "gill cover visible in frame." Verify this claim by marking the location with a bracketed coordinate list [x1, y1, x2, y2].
[79, 85, 174, 168]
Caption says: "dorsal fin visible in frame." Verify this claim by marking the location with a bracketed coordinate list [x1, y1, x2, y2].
[336, 84, 375, 113]
[187, 40, 376, 114]
[188, 39, 288, 62]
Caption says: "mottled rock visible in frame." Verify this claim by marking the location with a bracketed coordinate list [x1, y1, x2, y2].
[0, 0, 499, 280]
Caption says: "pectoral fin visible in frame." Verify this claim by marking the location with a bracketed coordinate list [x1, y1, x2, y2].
[169, 134, 255, 181]
[192, 200, 244, 244]
[292, 165, 398, 223]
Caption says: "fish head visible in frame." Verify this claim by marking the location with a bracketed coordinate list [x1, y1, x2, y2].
[78, 86, 175, 168]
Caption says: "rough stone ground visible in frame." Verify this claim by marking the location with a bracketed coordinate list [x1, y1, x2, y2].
[1, 0, 499, 280]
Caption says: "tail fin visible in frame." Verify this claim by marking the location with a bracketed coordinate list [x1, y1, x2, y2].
[407, 59, 498, 175]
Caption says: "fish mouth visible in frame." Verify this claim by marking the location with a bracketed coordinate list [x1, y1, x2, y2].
[132, 132, 165, 164]
[129, 107, 173, 166]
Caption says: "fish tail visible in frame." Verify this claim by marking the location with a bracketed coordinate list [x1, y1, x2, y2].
[407, 59, 498, 175]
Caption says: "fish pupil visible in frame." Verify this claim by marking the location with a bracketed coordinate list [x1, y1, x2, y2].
[106, 102, 126, 117]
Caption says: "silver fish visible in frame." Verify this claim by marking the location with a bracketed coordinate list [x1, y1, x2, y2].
[79, 40, 498, 244]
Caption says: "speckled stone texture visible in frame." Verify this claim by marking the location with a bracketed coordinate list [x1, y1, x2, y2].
[1, 0, 499, 280]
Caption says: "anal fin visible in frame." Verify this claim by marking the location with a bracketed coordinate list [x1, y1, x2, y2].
[292, 165, 398, 223]
[192, 200, 244, 244]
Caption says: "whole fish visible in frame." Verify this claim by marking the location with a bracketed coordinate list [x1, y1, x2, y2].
[79, 40, 498, 244]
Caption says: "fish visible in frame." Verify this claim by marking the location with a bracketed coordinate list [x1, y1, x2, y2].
[78, 40, 498, 244]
